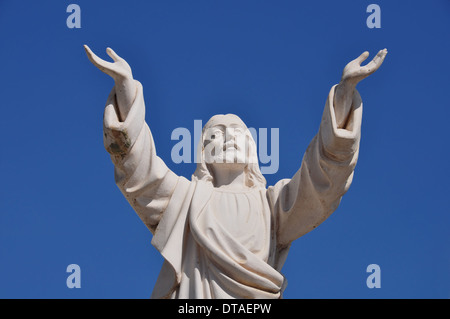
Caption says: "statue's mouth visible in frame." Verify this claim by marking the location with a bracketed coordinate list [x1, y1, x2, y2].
[223, 142, 239, 151]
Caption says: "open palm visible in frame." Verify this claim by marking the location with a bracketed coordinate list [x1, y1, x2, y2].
[84, 45, 133, 82]
[84, 45, 136, 121]
[342, 49, 388, 85]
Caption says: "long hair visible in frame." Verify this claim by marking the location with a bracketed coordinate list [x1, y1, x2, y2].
[192, 114, 266, 189]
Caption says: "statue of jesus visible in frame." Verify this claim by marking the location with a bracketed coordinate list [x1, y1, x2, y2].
[84, 45, 387, 299]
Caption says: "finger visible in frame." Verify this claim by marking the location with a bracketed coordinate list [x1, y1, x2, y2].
[373, 49, 387, 64]
[84, 44, 96, 62]
[84, 44, 98, 61]
[84, 45, 114, 70]
[84, 44, 103, 66]
[355, 51, 370, 65]
[106, 47, 121, 62]
[363, 49, 387, 73]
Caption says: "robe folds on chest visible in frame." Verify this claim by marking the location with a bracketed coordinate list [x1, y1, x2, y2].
[102, 81, 363, 299]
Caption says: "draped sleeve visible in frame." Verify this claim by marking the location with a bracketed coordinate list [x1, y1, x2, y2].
[103, 80, 180, 234]
[267, 84, 363, 246]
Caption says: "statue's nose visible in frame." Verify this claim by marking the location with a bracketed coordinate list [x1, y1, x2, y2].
[224, 128, 233, 142]
[225, 128, 241, 140]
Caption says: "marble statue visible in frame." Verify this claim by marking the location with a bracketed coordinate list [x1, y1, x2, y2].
[84, 45, 387, 299]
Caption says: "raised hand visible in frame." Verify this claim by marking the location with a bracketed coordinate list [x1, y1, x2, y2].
[84, 45, 136, 121]
[84, 45, 133, 82]
[341, 49, 388, 86]
[334, 49, 388, 128]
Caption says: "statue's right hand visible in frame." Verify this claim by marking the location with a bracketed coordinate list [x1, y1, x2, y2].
[85, 45, 136, 121]
[84, 45, 133, 83]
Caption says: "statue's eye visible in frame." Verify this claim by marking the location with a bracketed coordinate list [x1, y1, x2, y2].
[210, 130, 223, 140]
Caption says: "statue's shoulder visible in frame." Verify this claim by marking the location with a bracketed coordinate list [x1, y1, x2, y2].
[266, 178, 291, 202]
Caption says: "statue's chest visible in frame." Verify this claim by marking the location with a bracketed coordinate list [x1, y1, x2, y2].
[207, 189, 271, 257]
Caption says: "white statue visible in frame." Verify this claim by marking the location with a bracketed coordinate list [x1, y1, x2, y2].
[84, 45, 387, 299]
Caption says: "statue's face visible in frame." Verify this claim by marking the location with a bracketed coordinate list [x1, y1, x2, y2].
[203, 116, 251, 165]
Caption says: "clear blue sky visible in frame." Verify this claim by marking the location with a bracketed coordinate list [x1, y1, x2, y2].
[0, 0, 449, 299]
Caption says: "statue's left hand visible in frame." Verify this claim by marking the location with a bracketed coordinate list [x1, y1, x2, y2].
[341, 49, 388, 86]
[333, 49, 387, 128]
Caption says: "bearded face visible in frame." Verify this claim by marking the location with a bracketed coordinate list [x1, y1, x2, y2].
[193, 114, 266, 188]
[203, 125, 249, 165]
[201, 114, 258, 167]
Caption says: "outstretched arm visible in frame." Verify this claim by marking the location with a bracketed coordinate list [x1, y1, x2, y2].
[269, 49, 387, 246]
[334, 49, 388, 128]
[84, 45, 136, 121]
[84, 45, 182, 234]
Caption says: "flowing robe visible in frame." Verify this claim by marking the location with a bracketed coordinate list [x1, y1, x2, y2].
[102, 81, 362, 299]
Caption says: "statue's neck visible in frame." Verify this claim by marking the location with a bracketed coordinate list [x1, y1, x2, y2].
[211, 164, 248, 190]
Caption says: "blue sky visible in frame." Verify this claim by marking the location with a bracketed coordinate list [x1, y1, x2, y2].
[0, 0, 449, 298]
